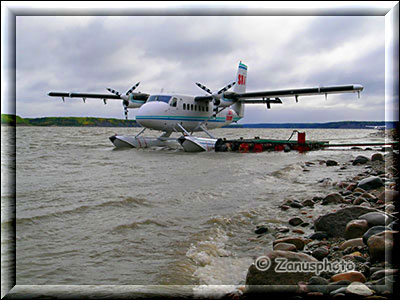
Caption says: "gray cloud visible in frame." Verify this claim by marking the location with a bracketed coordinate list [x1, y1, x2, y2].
[12, 15, 392, 122]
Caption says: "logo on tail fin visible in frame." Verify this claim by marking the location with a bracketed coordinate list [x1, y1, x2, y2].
[234, 61, 247, 94]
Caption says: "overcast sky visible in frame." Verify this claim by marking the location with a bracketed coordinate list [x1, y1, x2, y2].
[7, 7, 398, 123]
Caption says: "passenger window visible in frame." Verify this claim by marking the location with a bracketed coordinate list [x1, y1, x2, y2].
[191, 104, 193, 111]
[206, 106, 209, 112]
[183, 103, 186, 110]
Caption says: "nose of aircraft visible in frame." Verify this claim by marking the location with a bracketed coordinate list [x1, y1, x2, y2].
[136, 102, 168, 127]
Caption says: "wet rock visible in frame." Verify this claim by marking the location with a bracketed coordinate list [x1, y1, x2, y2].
[245, 250, 318, 286]
[289, 217, 304, 226]
[290, 201, 304, 209]
[329, 280, 351, 286]
[280, 205, 290, 211]
[314, 206, 377, 238]
[385, 204, 395, 214]
[371, 153, 385, 162]
[358, 212, 392, 227]
[273, 237, 306, 250]
[330, 288, 348, 296]
[354, 187, 366, 193]
[308, 276, 329, 286]
[344, 219, 369, 240]
[326, 160, 338, 166]
[388, 220, 398, 230]
[361, 192, 377, 201]
[357, 177, 384, 191]
[312, 247, 329, 260]
[346, 282, 374, 296]
[255, 224, 269, 235]
[312, 195, 323, 202]
[308, 232, 329, 241]
[353, 156, 369, 165]
[369, 269, 398, 281]
[380, 146, 393, 152]
[322, 193, 344, 205]
[292, 229, 305, 234]
[378, 190, 399, 202]
[351, 146, 362, 150]
[346, 183, 357, 191]
[273, 242, 297, 252]
[302, 199, 315, 207]
[353, 197, 367, 205]
[277, 226, 290, 233]
[339, 238, 364, 250]
[331, 271, 367, 283]
[367, 231, 396, 262]
[362, 226, 392, 245]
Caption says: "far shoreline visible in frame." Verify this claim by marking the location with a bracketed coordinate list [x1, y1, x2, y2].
[1, 114, 397, 129]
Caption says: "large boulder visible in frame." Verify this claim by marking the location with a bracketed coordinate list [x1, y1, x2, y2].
[330, 271, 366, 283]
[314, 206, 377, 238]
[352, 156, 369, 165]
[362, 226, 392, 245]
[346, 282, 374, 296]
[321, 193, 344, 205]
[344, 219, 369, 240]
[289, 217, 304, 226]
[367, 231, 396, 262]
[371, 153, 384, 162]
[246, 250, 318, 286]
[339, 238, 364, 250]
[273, 237, 306, 250]
[378, 190, 399, 203]
[273, 242, 297, 252]
[358, 212, 393, 227]
[357, 177, 384, 191]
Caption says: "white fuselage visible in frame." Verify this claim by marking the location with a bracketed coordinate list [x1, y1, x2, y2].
[135, 94, 241, 132]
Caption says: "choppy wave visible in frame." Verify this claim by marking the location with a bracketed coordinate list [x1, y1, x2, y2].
[112, 219, 169, 232]
[17, 197, 151, 225]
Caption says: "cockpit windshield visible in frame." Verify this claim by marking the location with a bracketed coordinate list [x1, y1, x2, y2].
[147, 95, 171, 103]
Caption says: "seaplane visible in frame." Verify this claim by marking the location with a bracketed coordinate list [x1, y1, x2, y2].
[48, 62, 364, 152]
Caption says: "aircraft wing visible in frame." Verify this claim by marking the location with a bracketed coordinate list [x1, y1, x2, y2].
[234, 84, 363, 102]
[48, 92, 121, 100]
[47, 92, 150, 101]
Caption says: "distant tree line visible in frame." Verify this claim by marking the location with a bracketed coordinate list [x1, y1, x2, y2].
[1, 114, 397, 129]
[1, 114, 141, 127]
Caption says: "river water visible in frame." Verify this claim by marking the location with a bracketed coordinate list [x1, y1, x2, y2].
[1, 126, 390, 296]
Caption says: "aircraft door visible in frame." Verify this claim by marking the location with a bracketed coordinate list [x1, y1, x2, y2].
[170, 97, 178, 110]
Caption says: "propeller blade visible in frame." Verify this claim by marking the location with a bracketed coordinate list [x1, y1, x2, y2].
[123, 104, 128, 120]
[126, 82, 140, 95]
[195, 82, 212, 94]
[217, 82, 236, 94]
[107, 88, 121, 97]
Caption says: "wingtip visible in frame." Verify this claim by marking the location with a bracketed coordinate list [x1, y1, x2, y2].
[354, 84, 364, 91]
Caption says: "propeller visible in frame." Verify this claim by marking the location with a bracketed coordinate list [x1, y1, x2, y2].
[106, 82, 141, 120]
[195, 81, 236, 118]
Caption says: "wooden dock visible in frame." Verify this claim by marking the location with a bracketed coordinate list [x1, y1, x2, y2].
[214, 132, 398, 153]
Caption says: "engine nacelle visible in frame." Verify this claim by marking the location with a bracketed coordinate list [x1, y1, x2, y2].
[124, 94, 146, 108]
[217, 95, 234, 108]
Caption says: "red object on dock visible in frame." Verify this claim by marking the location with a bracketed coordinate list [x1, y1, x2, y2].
[253, 143, 263, 152]
[298, 132, 306, 144]
[298, 132, 306, 153]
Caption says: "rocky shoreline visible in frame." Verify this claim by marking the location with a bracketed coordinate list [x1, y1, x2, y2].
[224, 144, 398, 299]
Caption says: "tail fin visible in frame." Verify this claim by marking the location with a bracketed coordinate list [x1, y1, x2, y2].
[233, 61, 247, 94]
[232, 61, 247, 118]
